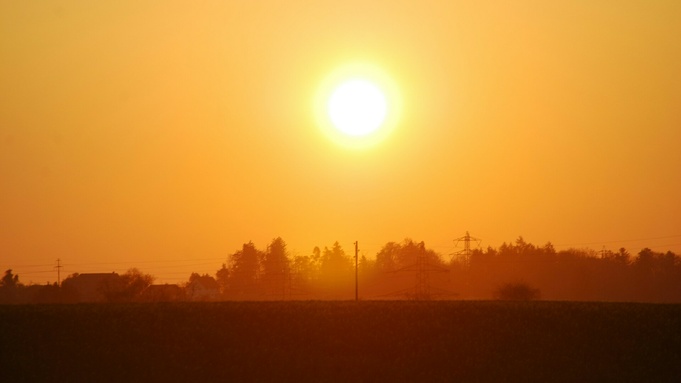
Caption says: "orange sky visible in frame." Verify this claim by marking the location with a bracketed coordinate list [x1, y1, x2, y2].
[2, 1, 680, 285]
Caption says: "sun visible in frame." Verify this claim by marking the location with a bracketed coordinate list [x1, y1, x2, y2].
[314, 62, 401, 149]
[327, 79, 387, 137]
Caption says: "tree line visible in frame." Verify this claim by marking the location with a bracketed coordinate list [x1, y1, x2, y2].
[2, 236, 680, 303]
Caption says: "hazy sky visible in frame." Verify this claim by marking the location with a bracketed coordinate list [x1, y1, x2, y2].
[2, 1, 680, 284]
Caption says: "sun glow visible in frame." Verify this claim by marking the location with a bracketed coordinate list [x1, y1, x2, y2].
[315, 62, 401, 149]
[327, 79, 387, 136]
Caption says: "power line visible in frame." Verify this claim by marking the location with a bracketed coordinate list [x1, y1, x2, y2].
[15, 270, 55, 275]
[555, 234, 681, 247]
[387, 242, 450, 300]
[1, 263, 55, 269]
[451, 231, 482, 267]
[60, 257, 226, 267]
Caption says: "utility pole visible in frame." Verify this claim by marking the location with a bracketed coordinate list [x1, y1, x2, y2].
[55, 258, 63, 287]
[354, 241, 359, 301]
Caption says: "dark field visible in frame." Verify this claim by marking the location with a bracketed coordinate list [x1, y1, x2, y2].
[1, 301, 680, 382]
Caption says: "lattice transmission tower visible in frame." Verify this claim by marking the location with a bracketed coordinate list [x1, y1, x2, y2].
[388, 242, 450, 300]
[55, 258, 63, 287]
[415, 247, 430, 299]
[452, 231, 482, 267]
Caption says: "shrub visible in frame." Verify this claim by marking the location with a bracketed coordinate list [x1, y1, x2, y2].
[494, 282, 541, 301]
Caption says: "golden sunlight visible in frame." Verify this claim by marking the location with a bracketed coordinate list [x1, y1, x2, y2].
[327, 79, 387, 136]
[314, 62, 401, 149]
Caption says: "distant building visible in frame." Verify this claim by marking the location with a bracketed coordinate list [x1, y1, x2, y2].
[61, 272, 121, 302]
[185, 275, 220, 301]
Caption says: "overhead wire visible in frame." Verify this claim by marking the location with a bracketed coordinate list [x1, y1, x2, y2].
[555, 234, 681, 247]
[6, 234, 681, 285]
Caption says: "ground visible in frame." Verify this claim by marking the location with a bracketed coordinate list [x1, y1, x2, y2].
[1, 301, 680, 382]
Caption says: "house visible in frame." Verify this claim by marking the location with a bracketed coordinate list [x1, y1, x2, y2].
[61, 272, 121, 302]
[185, 274, 220, 301]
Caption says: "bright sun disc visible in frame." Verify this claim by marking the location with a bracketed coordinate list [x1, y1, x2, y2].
[314, 62, 401, 149]
[327, 79, 387, 136]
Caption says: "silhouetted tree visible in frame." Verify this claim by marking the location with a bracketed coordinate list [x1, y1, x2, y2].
[261, 237, 291, 299]
[102, 268, 154, 302]
[358, 254, 374, 277]
[227, 242, 263, 299]
[362, 240, 449, 300]
[123, 268, 154, 299]
[0, 269, 22, 303]
[357, 254, 376, 299]
[494, 282, 541, 301]
[375, 242, 400, 273]
[629, 248, 681, 302]
[290, 248, 321, 297]
[31, 282, 76, 304]
[318, 242, 352, 298]
[542, 242, 556, 256]
[633, 248, 656, 300]
[1, 269, 20, 288]
[311, 246, 321, 266]
[635, 248, 656, 273]
[616, 248, 631, 264]
[215, 264, 229, 296]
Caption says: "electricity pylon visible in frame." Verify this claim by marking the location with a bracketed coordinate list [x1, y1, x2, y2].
[391, 242, 449, 300]
[55, 258, 63, 287]
[452, 231, 482, 267]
